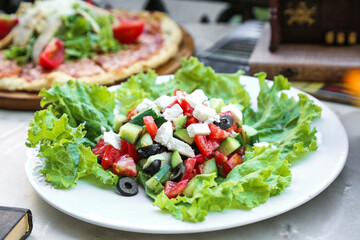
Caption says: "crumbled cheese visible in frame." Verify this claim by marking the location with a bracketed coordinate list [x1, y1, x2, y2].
[204, 114, 220, 124]
[187, 123, 211, 137]
[185, 89, 208, 108]
[136, 98, 154, 113]
[253, 142, 277, 149]
[193, 104, 217, 122]
[154, 95, 176, 109]
[154, 121, 173, 145]
[103, 131, 121, 150]
[163, 104, 183, 121]
[221, 104, 243, 122]
[167, 138, 195, 157]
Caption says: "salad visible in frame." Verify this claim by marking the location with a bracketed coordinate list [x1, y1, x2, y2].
[26, 57, 321, 222]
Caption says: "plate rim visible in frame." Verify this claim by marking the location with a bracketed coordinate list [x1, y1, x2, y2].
[25, 75, 349, 234]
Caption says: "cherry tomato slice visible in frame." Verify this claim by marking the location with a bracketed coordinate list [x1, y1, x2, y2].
[163, 180, 189, 199]
[39, 38, 65, 69]
[143, 116, 158, 139]
[112, 19, 144, 44]
[113, 154, 137, 177]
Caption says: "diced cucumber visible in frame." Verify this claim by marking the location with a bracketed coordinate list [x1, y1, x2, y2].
[136, 133, 153, 149]
[138, 158, 148, 167]
[113, 114, 127, 133]
[173, 115, 187, 130]
[202, 158, 217, 174]
[119, 122, 143, 144]
[131, 107, 161, 125]
[170, 150, 183, 169]
[233, 133, 245, 146]
[209, 98, 225, 113]
[154, 116, 167, 127]
[143, 152, 171, 170]
[216, 137, 241, 156]
[183, 177, 196, 197]
[173, 129, 194, 145]
[242, 125, 259, 145]
[145, 165, 171, 193]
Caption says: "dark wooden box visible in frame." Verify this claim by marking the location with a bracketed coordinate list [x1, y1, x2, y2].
[270, 0, 360, 51]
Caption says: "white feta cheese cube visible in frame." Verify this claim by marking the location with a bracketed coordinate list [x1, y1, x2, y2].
[162, 104, 183, 121]
[167, 138, 195, 157]
[193, 104, 217, 122]
[136, 98, 154, 113]
[186, 123, 211, 138]
[204, 114, 220, 124]
[185, 89, 208, 108]
[253, 142, 277, 149]
[154, 121, 173, 145]
[103, 131, 121, 150]
[154, 95, 176, 109]
[221, 104, 243, 122]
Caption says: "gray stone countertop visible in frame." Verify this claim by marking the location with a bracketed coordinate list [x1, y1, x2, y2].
[0, 23, 359, 240]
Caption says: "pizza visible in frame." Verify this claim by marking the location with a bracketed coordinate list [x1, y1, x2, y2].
[0, 0, 182, 92]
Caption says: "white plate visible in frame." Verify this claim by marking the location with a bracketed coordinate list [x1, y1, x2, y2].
[25, 75, 348, 234]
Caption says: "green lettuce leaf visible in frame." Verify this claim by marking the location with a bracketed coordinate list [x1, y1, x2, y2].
[154, 146, 291, 222]
[40, 80, 116, 144]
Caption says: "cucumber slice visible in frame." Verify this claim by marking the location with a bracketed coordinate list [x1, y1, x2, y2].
[202, 158, 217, 174]
[173, 115, 187, 130]
[233, 133, 245, 146]
[154, 116, 167, 127]
[119, 122, 143, 144]
[183, 177, 196, 197]
[216, 137, 241, 156]
[242, 125, 259, 145]
[170, 150, 183, 169]
[145, 165, 171, 193]
[113, 114, 127, 133]
[209, 98, 225, 113]
[131, 107, 161, 125]
[136, 133, 153, 150]
[143, 152, 172, 170]
[173, 129, 194, 145]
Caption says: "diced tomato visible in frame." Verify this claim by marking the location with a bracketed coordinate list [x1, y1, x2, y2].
[235, 145, 246, 157]
[92, 138, 108, 160]
[126, 107, 137, 120]
[208, 123, 229, 140]
[39, 38, 65, 69]
[193, 154, 205, 164]
[163, 180, 189, 199]
[222, 153, 242, 177]
[162, 99, 180, 112]
[194, 135, 211, 157]
[127, 142, 139, 162]
[173, 89, 183, 96]
[112, 19, 144, 44]
[143, 116, 158, 139]
[119, 139, 128, 155]
[219, 111, 238, 133]
[101, 145, 121, 170]
[184, 116, 199, 128]
[195, 163, 204, 175]
[180, 99, 194, 115]
[180, 157, 197, 181]
[113, 154, 137, 177]
[0, 15, 18, 40]
[208, 138, 220, 152]
[213, 151, 227, 167]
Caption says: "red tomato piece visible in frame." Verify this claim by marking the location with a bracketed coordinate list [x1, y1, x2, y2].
[180, 157, 197, 181]
[208, 123, 229, 140]
[222, 153, 242, 177]
[194, 135, 212, 157]
[39, 38, 65, 69]
[127, 142, 139, 162]
[143, 116, 158, 139]
[235, 145, 246, 157]
[180, 99, 194, 115]
[119, 139, 128, 155]
[173, 89, 183, 96]
[163, 180, 189, 199]
[0, 15, 18, 40]
[195, 163, 204, 175]
[92, 138, 108, 160]
[162, 99, 180, 112]
[101, 145, 121, 170]
[213, 151, 227, 167]
[194, 154, 205, 164]
[126, 107, 137, 120]
[112, 154, 137, 177]
[112, 19, 144, 44]
[219, 111, 238, 133]
[184, 116, 199, 128]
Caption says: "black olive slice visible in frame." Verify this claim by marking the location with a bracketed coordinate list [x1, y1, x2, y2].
[116, 177, 138, 196]
[214, 115, 234, 130]
[169, 163, 185, 182]
[137, 144, 161, 159]
[143, 159, 161, 175]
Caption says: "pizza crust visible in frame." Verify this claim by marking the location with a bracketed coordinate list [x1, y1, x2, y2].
[0, 10, 183, 92]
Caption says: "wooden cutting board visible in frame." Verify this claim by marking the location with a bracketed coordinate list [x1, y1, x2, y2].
[0, 28, 194, 111]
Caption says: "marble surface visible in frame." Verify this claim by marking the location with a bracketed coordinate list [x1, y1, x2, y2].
[0, 24, 359, 239]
